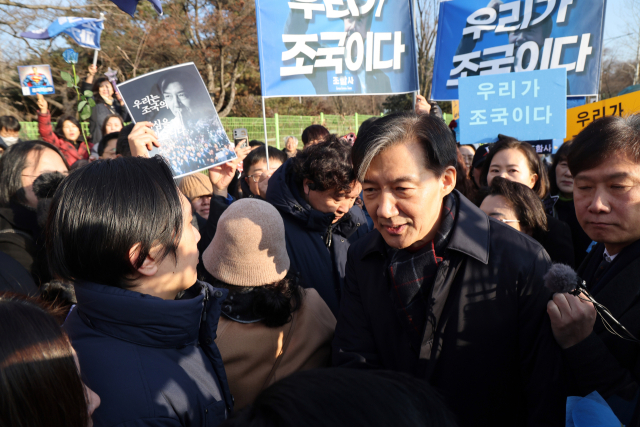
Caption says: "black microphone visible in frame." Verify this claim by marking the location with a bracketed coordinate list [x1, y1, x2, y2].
[543, 263, 640, 343]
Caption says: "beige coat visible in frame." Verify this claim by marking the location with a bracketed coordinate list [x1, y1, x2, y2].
[215, 288, 335, 409]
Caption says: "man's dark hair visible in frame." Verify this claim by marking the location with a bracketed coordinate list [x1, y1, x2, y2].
[242, 146, 288, 178]
[352, 112, 457, 182]
[292, 135, 355, 194]
[0, 116, 20, 132]
[568, 114, 640, 177]
[116, 123, 135, 157]
[53, 115, 84, 145]
[0, 140, 68, 206]
[479, 136, 549, 199]
[549, 140, 574, 196]
[98, 132, 120, 157]
[47, 156, 184, 289]
[100, 114, 124, 137]
[478, 177, 548, 242]
[357, 117, 378, 138]
[0, 293, 89, 427]
[249, 140, 265, 148]
[223, 368, 459, 427]
[301, 125, 330, 147]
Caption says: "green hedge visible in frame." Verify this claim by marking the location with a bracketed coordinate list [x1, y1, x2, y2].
[20, 113, 452, 149]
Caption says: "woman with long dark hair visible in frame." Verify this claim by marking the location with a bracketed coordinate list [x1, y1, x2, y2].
[479, 137, 575, 266]
[203, 198, 335, 410]
[88, 77, 128, 145]
[548, 140, 593, 266]
[50, 155, 232, 426]
[36, 94, 90, 165]
[478, 177, 549, 242]
[0, 293, 100, 427]
[0, 140, 68, 284]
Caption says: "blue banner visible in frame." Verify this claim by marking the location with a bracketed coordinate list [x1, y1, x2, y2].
[458, 68, 567, 145]
[255, 0, 419, 97]
[432, 0, 605, 100]
[21, 17, 104, 50]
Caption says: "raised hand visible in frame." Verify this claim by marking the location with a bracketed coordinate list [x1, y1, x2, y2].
[127, 122, 159, 158]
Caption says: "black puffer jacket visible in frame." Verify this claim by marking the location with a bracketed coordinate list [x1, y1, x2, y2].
[265, 159, 369, 315]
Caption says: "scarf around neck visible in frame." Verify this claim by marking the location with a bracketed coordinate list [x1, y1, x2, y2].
[387, 192, 458, 356]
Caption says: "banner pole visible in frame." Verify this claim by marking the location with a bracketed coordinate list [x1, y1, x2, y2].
[262, 96, 270, 170]
[93, 13, 105, 66]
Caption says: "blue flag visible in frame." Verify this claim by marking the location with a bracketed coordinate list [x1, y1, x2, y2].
[109, 0, 162, 16]
[20, 17, 104, 50]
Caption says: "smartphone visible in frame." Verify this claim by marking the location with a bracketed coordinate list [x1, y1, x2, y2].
[233, 128, 248, 149]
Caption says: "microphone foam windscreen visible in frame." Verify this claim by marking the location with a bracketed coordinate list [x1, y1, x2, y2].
[543, 263, 578, 294]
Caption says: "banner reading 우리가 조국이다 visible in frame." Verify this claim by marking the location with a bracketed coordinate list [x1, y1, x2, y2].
[431, 0, 605, 100]
[255, 0, 419, 97]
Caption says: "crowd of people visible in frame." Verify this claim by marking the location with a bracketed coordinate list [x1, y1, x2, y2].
[0, 85, 640, 427]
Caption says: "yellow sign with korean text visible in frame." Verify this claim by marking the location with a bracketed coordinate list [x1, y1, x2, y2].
[452, 100, 459, 121]
[566, 91, 640, 141]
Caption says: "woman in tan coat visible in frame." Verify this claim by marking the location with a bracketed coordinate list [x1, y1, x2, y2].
[203, 198, 336, 409]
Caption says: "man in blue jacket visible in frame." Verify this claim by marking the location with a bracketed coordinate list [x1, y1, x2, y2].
[265, 136, 369, 315]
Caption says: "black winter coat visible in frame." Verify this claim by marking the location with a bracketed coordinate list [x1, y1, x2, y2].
[332, 192, 567, 427]
[65, 281, 233, 427]
[265, 159, 369, 315]
[563, 240, 640, 425]
[0, 202, 49, 285]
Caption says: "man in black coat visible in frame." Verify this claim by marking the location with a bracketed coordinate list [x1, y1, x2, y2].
[547, 115, 640, 425]
[265, 137, 369, 315]
[332, 112, 566, 426]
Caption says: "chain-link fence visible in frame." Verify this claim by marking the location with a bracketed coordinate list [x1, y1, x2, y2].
[19, 112, 452, 149]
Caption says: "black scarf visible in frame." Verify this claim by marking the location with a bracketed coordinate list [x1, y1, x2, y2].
[387, 193, 458, 355]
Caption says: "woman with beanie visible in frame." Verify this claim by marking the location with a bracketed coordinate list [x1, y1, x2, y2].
[203, 198, 335, 410]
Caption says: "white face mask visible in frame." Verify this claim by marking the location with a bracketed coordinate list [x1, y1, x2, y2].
[3, 136, 19, 146]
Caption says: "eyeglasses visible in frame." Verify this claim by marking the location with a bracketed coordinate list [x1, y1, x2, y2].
[22, 171, 69, 179]
[247, 172, 263, 183]
[496, 218, 520, 224]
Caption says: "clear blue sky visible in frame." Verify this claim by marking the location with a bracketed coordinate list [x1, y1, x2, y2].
[603, 0, 636, 60]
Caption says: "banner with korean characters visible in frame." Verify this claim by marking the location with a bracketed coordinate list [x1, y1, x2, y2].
[565, 91, 640, 142]
[432, 0, 605, 100]
[459, 68, 567, 145]
[254, 0, 419, 97]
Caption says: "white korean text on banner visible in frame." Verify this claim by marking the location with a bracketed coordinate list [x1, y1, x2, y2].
[458, 68, 567, 145]
[432, 0, 605, 100]
[255, 0, 419, 97]
[118, 63, 237, 178]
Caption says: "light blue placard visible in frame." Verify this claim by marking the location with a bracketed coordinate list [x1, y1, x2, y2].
[459, 68, 566, 145]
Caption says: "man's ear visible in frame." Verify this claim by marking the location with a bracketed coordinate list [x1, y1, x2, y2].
[302, 178, 311, 196]
[441, 166, 457, 196]
[129, 243, 159, 277]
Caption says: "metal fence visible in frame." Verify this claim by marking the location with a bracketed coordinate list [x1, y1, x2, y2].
[20, 112, 452, 149]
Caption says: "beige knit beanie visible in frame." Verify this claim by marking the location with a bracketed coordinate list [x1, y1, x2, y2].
[178, 173, 213, 200]
[203, 198, 290, 287]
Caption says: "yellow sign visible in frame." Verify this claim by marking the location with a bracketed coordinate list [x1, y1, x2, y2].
[452, 100, 460, 121]
[566, 91, 640, 141]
